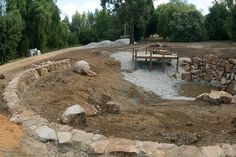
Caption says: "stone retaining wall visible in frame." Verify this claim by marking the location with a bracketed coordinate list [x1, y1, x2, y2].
[182, 54, 236, 95]
[3, 59, 236, 157]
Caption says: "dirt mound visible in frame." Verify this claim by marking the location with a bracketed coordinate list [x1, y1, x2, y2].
[0, 115, 23, 152]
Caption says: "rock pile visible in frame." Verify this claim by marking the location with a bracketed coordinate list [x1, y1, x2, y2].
[182, 54, 236, 95]
[196, 90, 234, 104]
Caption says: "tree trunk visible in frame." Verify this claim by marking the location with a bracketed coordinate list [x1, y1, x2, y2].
[129, 16, 135, 45]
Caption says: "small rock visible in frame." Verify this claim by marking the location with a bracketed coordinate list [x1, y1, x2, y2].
[205, 54, 218, 65]
[226, 80, 236, 95]
[200, 146, 225, 157]
[37, 68, 48, 77]
[221, 77, 228, 85]
[182, 72, 192, 81]
[229, 59, 236, 65]
[61, 105, 86, 125]
[35, 126, 57, 142]
[210, 80, 221, 88]
[184, 64, 191, 71]
[225, 63, 234, 73]
[192, 57, 202, 65]
[80, 103, 98, 117]
[104, 101, 120, 114]
[57, 132, 72, 144]
[0, 73, 5, 79]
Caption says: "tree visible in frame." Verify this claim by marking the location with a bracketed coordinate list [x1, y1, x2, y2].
[155, 0, 206, 41]
[205, 1, 229, 40]
[101, 0, 154, 44]
[169, 10, 206, 41]
[0, 10, 24, 64]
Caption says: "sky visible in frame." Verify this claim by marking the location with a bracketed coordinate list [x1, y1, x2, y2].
[57, 0, 214, 20]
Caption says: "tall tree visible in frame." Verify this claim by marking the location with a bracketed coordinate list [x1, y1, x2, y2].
[205, 1, 229, 40]
[101, 0, 154, 44]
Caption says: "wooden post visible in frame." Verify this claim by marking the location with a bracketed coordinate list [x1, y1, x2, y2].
[176, 54, 179, 73]
[149, 50, 152, 71]
[132, 48, 134, 61]
[162, 54, 165, 72]
[135, 50, 137, 69]
[145, 47, 147, 62]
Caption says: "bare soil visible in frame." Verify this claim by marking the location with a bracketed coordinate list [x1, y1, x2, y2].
[22, 42, 236, 146]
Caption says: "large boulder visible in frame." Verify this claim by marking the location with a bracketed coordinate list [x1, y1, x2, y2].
[220, 91, 233, 103]
[61, 105, 86, 125]
[73, 60, 96, 77]
[204, 90, 233, 104]
[208, 90, 221, 105]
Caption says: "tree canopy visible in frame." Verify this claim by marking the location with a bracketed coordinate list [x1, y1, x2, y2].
[0, 0, 236, 65]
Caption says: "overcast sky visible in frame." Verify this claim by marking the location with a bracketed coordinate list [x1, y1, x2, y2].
[57, 0, 214, 20]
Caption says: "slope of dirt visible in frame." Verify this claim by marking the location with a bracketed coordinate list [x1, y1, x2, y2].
[0, 115, 23, 156]
[22, 47, 236, 146]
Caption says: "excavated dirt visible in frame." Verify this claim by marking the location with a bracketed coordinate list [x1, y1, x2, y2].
[22, 44, 236, 146]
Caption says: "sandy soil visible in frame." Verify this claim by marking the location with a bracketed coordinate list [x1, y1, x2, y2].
[22, 42, 236, 146]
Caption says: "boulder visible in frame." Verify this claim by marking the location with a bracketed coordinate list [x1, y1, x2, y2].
[37, 68, 48, 77]
[73, 60, 96, 77]
[225, 63, 234, 73]
[229, 59, 236, 65]
[182, 72, 192, 81]
[208, 90, 221, 104]
[220, 91, 233, 103]
[35, 126, 57, 142]
[226, 80, 236, 95]
[61, 105, 86, 125]
[0, 73, 5, 79]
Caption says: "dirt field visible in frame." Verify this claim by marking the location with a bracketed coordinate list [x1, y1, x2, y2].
[22, 41, 236, 146]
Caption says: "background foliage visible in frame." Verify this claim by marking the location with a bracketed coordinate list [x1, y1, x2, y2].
[0, 0, 236, 64]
